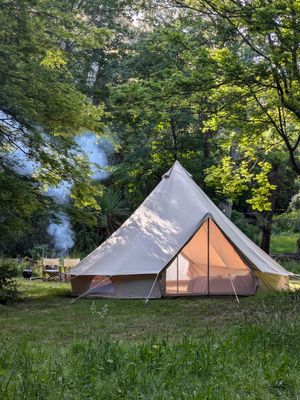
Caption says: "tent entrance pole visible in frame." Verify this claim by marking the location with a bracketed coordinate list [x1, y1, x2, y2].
[228, 273, 240, 304]
[145, 273, 160, 304]
[207, 218, 210, 296]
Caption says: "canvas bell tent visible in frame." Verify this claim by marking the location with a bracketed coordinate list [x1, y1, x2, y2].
[69, 161, 293, 299]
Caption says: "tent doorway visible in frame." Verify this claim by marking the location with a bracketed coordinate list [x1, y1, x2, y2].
[165, 218, 258, 296]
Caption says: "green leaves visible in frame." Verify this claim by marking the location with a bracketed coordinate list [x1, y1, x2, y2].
[247, 162, 277, 212]
[0, 0, 107, 140]
[205, 157, 252, 200]
[0, 0, 299, 255]
[98, 188, 130, 236]
[205, 156, 277, 211]
[40, 49, 67, 70]
[0, 0, 111, 255]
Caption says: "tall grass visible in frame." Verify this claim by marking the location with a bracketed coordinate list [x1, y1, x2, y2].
[1, 320, 300, 399]
[270, 233, 298, 254]
[281, 260, 300, 275]
[1, 238, 300, 399]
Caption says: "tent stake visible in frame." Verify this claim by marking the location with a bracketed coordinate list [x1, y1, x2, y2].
[228, 274, 240, 304]
[145, 273, 160, 304]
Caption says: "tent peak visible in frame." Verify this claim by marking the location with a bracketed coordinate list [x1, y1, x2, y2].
[163, 160, 193, 179]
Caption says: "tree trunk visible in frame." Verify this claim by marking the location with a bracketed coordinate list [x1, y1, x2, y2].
[260, 166, 279, 254]
[219, 199, 233, 219]
[260, 223, 272, 254]
[170, 115, 178, 162]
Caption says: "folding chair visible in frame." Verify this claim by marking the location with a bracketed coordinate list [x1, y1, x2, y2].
[62, 258, 80, 281]
[42, 258, 61, 281]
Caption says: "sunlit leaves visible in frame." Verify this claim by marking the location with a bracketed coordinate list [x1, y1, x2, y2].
[40, 49, 67, 70]
[205, 156, 276, 211]
[247, 162, 276, 212]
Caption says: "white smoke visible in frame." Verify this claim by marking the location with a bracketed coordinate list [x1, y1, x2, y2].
[46, 181, 71, 205]
[2, 118, 111, 254]
[6, 147, 37, 176]
[44, 182, 72, 254]
[0, 110, 38, 176]
[47, 213, 75, 252]
[44, 133, 111, 254]
[0, 110, 23, 134]
[75, 132, 110, 180]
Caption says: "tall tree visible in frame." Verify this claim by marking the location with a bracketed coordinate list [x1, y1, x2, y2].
[0, 0, 110, 253]
[171, 0, 300, 174]
[108, 21, 220, 206]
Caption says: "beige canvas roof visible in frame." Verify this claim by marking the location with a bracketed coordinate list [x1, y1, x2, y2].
[69, 161, 292, 277]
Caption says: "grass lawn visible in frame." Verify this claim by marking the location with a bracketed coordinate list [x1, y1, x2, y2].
[270, 233, 299, 254]
[1, 271, 300, 399]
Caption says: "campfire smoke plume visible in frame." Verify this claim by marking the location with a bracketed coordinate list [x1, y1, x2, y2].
[2, 115, 111, 254]
[47, 213, 75, 253]
[45, 132, 111, 254]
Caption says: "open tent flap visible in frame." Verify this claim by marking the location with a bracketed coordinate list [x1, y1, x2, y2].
[165, 218, 258, 295]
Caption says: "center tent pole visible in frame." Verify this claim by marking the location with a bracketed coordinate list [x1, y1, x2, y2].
[207, 218, 210, 296]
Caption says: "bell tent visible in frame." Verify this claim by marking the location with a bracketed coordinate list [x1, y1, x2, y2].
[69, 161, 293, 299]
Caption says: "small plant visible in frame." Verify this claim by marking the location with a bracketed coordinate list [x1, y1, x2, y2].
[0, 259, 19, 304]
[90, 301, 109, 318]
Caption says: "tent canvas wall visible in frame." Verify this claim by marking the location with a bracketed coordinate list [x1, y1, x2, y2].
[69, 161, 293, 299]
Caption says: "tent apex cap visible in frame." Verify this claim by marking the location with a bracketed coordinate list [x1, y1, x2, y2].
[163, 160, 193, 178]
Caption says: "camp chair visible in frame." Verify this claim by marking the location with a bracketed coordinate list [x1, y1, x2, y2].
[62, 258, 80, 281]
[42, 258, 61, 281]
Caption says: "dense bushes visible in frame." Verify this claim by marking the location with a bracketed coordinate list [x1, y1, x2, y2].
[231, 211, 260, 244]
[0, 260, 18, 304]
[273, 211, 300, 234]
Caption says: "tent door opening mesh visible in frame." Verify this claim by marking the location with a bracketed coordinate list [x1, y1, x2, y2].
[165, 218, 257, 296]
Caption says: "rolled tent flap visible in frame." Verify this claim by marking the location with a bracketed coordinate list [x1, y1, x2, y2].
[71, 275, 94, 296]
[71, 274, 163, 299]
[255, 272, 290, 292]
[68, 161, 293, 299]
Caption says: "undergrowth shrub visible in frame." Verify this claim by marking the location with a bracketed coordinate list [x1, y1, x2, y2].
[0, 259, 18, 304]
[273, 211, 300, 234]
[231, 211, 260, 244]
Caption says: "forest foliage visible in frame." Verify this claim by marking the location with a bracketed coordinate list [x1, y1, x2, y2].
[0, 0, 299, 256]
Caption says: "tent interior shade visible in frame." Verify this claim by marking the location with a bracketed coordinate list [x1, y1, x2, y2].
[165, 219, 258, 296]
